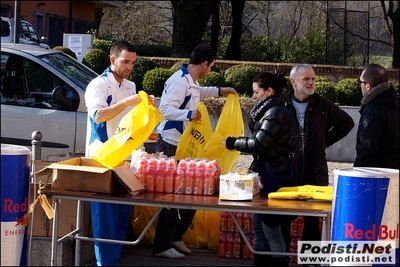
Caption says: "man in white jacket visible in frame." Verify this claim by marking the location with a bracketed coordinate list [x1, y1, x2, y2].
[153, 43, 237, 258]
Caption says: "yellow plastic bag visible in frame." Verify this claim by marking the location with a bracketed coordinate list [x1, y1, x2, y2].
[176, 101, 212, 160]
[182, 210, 221, 250]
[91, 91, 165, 168]
[131, 206, 159, 245]
[268, 185, 333, 201]
[199, 94, 244, 174]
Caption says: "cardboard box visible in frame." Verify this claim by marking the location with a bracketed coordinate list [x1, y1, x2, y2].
[35, 157, 144, 195]
[219, 172, 260, 201]
[28, 184, 91, 237]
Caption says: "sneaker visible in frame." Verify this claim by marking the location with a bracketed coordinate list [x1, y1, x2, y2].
[172, 241, 192, 254]
[153, 248, 185, 259]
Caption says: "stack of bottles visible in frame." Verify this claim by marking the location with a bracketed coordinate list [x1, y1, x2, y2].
[134, 155, 221, 195]
[289, 216, 323, 263]
[218, 211, 255, 259]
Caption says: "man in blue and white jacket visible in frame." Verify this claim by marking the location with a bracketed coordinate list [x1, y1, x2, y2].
[85, 40, 155, 266]
[152, 43, 237, 259]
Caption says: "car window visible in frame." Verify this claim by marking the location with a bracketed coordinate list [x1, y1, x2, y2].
[23, 21, 40, 43]
[1, 53, 80, 111]
[1, 21, 10, 37]
[39, 52, 97, 91]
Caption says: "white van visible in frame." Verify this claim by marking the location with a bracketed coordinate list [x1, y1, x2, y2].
[1, 16, 50, 49]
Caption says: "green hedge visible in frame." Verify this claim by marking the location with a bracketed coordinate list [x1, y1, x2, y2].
[82, 48, 110, 75]
[142, 68, 174, 97]
[224, 64, 263, 97]
[129, 56, 161, 92]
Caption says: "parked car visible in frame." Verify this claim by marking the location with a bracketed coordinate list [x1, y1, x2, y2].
[1, 16, 50, 49]
[1, 43, 98, 160]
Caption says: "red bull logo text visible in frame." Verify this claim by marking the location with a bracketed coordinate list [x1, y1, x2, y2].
[345, 223, 399, 240]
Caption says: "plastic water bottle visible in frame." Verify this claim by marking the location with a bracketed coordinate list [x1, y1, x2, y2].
[174, 160, 186, 194]
[232, 232, 241, 258]
[155, 158, 166, 193]
[203, 160, 214, 195]
[137, 157, 147, 189]
[164, 157, 176, 193]
[218, 232, 226, 258]
[145, 157, 156, 192]
[193, 160, 205, 195]
[184, 160, 195, 195]
[211, 159, 220, 194]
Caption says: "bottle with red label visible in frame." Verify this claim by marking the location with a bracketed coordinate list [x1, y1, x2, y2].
[249, 235, 255, 259]
[184, 160, 195, 195]
[193, 160, 205, 195]
[164, 157, 176, 193]
[234, 212, 243, 233]
[211, 159, 220, 194]
[242, 213, 250, 233]
[218, 232, 226, 258]
[297, 216, 304, 237]
[227, 212, 235, 232]
[145, 157, 156, 192]
[203, 160, 214, 195]
[136, 157, 147, 189]
[232, 232, 241, 258]
[225, 232, 233, 258]
[241, 234, 250, 259]
[174, 160, 186, 194]
[220, 211, 228, 232]
[154, 158, 166, 193]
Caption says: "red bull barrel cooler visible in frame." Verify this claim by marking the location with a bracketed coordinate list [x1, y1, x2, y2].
[332, 167, 399, 266]
[1, 144, 31, 266]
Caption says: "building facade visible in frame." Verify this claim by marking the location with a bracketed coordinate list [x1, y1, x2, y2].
[1, 1, 125, 48]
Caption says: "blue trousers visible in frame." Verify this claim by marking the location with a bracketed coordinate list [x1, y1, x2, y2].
[91, 202, 131, 266]
[252, 213, 286, 258]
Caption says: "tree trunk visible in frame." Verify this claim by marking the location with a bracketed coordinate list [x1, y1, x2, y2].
[392, 6, 399, 68]
[170, 0, 215, 58]
[210, 1, 221, 54]
[224, 0, 245, 60]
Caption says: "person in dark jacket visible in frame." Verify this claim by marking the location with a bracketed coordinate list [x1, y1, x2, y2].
[354, 63, 399, 169]
[282, 64, 355, 260]
[223, 71, 293, 266]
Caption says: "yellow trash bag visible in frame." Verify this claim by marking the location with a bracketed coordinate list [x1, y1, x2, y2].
[131, 207, 221, 250]
[182, 210, 221, 250]
[199, 94, 244, 175]
[268, 185, 333, 201]
[176, 101, 212, 160]
[131, 206, 159, 245]
[91, 91, 165, 168]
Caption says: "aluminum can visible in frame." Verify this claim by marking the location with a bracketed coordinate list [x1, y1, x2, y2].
[1, 144, 31, 266]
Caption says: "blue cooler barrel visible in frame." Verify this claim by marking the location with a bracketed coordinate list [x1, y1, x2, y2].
[332, 167, 399, 266]
[1, 144, 31, 266]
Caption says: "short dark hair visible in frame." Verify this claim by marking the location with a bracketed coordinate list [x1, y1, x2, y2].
[362, 63, 388, 87]
[253, 71, 287, 95]
[189, 44, 216, 66]
[110, 40, 136, 57]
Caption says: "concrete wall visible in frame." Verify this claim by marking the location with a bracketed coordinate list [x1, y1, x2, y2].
[149, 57, 400, 84]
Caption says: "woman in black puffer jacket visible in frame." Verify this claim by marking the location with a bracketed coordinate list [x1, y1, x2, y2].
[223, 71, 293, 267]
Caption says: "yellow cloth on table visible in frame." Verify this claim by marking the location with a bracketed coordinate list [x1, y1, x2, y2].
[267, 185, 333, 201]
